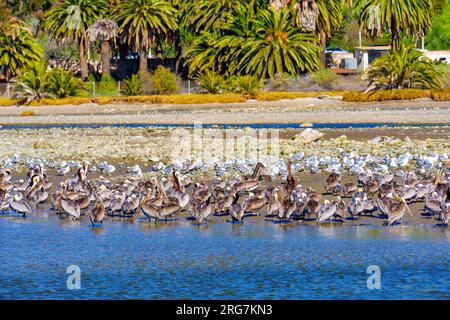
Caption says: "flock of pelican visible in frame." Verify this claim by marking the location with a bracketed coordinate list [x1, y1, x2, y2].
[1, 159, 449, 227]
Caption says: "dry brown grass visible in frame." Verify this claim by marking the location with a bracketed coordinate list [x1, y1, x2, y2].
[342, 89, 432, 102]
[20, 110, 36, 116]
[430, 89, 450, 101]
[255, 91, 345, 101]
[0, 89, 447, 106]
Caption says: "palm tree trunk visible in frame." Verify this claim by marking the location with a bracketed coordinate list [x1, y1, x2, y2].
[139, 47, 148, 72]
[118, 42, 128, 79]
[391, 30, 400, 52]
[391, 17, 399, 51]
[79, 38, 89, 80]
[174, 31, 182, 75]
[319, 31, 327, 67]
[101, 41, 111, 76]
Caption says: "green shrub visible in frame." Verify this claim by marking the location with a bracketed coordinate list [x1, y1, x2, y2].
[365, 45, 442, 91]
[436, 64, 450, 88]
[13, 60, 54, 104]
[137, 70, 153, 95]
[227, 75, 262, 96]
[96, 74, 117, 96]
[198, 70, 225, 94]
[48, 68, 84, 98]
[123, 74, 142, 96]
[150, 66, 179, 95]
[264, 73, 294, 91]
[310, 69, 339, 90]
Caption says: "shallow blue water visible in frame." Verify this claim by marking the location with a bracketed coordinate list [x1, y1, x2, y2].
[1, 122, 450, 130]
[0, 216, 449, 300]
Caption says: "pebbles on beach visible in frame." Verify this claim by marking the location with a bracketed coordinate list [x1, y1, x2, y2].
[1, 126, 449, 177]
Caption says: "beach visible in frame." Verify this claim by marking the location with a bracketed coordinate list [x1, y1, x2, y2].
[0, 98, 450, 125]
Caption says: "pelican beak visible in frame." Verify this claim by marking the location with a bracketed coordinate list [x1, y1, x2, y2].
[406, 204, 413, 217]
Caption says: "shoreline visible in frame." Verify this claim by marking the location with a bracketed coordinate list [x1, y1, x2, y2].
[0, 99, 449, 125]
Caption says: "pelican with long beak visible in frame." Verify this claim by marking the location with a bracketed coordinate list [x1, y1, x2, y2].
[386, 195, 412, 226]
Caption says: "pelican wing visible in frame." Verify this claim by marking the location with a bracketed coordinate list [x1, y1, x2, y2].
[61, 199, 80, 219]
[9, 200, 32, 214]
[318, 204, 337, 222]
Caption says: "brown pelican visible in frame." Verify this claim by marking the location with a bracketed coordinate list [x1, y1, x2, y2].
[90, 196, 106, 227]
[243, 193, 266, 215]
[386, 195, 412, 225]
[0, 169, 12, 185]
[349, 197, 364, 219]
[267, 190, 279, 217]
[342, 182, 357, 195]
[140, 203, 161, 222]
[306, 198, 321, 218]
[275, 186, 296, 221]
[325, 172, 341, 193]
[425, 192, 443, 215]
[194, 197, 212, 225]
[334, 197, 347, 219]
[364, 179, 379, 195]
[33, 186, 49, 208]
[60, 192, 81, 220]
[8, 194, 32, 217]
[229, 202, 244, 223]
[234, 180, 259, 193]
[440, 203, 450, 225]
[285, 160, 295, 195]
[215, 191, 238, 215]
[317, 200, 338, 223]
[121, 194, 140, 217]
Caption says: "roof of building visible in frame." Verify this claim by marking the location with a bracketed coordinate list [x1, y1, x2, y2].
[356, 46, 391, 51]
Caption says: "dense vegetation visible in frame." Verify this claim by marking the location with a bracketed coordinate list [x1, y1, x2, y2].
[0, 0, 449, 103]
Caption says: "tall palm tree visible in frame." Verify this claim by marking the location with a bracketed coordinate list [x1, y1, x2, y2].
[187, 7, 320, 79]
[87, 19, 118, 76]
[114, 0, 177, 73]
[45, 0, 108, 80]
[0, 17, 42, 81]
[354, 0, 434, 51]
[235, 8, 320, 78]
[270, 0, 344, 65]
[315, 1, 344, 64]
[189, 0, 245, 33]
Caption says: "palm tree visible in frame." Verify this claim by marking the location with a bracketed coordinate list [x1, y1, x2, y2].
[0, 17, 42, 81]
[354, 0, 434, 51]
[315, 1, 344, 64]
[235, 8, 320, 78]
[364, 45, 441, 91]
[87, 19, 118, 76]
[270, 0, 344, 65]
[12, 60, 54, 104]
[114, 0, 177, 73]
[187, 7, 320, 79]
[45, 0, 108, 80]
[189, 0, 245, 33]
